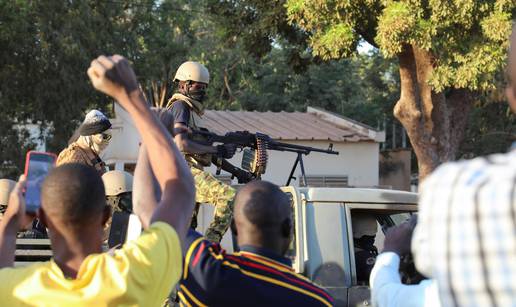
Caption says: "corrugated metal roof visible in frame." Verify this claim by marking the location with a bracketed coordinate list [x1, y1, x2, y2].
[200, 109, 379, 142]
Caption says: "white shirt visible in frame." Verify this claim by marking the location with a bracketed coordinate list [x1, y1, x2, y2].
[413, 150, 516, 307]
[370, 252, 441, 307]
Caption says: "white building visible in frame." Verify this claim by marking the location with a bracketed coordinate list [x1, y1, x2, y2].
[102, 105, 385, 188]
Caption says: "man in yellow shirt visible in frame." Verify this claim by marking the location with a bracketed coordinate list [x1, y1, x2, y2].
[0, 55, 195, 306]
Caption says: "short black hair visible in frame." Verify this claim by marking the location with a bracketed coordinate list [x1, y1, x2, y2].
[236, 181, 291, 230]
[41, 163, 106, 227]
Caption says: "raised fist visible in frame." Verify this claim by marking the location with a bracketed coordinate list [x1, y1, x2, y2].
[87, 55, 139, 100]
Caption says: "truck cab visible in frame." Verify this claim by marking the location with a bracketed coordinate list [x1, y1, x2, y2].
[196, 186, 418, 307]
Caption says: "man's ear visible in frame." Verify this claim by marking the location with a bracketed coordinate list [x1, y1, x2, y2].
[37, 208, 48, 228]
[281, 218, 292, 239]
[102, 205, 112, 227]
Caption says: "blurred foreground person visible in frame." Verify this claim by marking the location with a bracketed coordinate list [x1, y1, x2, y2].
[411, 26, 516, 307]
[57, 109, 112, 175]
[370, 217, 440, 307]
[0, 55, 195, 306]
[177, 181, 334, 306]
[0, 179, 16, 222]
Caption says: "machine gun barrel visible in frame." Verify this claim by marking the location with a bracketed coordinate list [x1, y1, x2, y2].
[268, 140, 339, 155]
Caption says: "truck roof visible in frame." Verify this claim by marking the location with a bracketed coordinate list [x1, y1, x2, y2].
[292, 187, 418, 204]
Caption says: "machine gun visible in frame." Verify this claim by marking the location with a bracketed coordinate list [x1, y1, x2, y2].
[191, 129, 339, 186]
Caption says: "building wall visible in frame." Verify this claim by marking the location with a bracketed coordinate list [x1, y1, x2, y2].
[206, 141, 379, 187]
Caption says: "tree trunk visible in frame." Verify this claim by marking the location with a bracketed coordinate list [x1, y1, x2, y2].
[394, 45, 474, 180]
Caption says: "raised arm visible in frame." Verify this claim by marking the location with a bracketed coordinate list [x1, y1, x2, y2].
[132, 144, 159, 229]
[87, 55, 195, 242]
[0, 176, 32, 268]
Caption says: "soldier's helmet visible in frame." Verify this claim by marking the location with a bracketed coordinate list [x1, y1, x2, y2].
[102, 170, 133, 213]
[102, 170, 133, 196]
[174, 61, 210, 84]
[0, 179, 16, 213]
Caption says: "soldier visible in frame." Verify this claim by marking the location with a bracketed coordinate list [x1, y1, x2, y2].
[57, 109, 112, 175]
[102, 170, 133, 246]
[352, 212, 379, 285]
[166, 61, 237, 242]
[0, 179, 16, 222]
[102, 170, 133, 214]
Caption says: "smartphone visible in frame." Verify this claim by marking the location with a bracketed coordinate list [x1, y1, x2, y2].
[24, 151, 57, 213]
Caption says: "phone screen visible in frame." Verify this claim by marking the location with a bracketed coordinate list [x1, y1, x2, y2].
[25, 152, 56, 213]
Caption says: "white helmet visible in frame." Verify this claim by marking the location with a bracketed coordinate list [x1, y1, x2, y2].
[102, 170, 133, 196]
[174, 61, 210, 84]
[0, 179, 16, 206]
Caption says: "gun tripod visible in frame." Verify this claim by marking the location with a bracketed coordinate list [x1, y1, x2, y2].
[286, 152, 308, 187]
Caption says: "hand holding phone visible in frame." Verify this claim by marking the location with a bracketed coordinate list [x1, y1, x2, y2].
[24, 151, 57, 213]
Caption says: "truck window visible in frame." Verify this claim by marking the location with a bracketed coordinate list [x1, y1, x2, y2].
[350, 209, 414, 286]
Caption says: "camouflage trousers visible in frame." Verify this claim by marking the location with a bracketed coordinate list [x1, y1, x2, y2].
[191, 167, 236, 242]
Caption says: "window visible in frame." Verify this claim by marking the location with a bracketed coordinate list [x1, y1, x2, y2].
[349, 209, 415, 286]
[303, 175, 348, 187]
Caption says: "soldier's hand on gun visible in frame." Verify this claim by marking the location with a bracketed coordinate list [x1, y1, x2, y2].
[217, 144, 237, 159]
[87, 55, 139, 102]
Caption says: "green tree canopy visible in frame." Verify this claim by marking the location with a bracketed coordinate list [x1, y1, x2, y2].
[285, 0, 516, 178]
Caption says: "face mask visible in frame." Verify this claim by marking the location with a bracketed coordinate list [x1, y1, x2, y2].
[90, 131, 111, 153]
[355, 235, 376, 250]
[187, 88, 206, 102]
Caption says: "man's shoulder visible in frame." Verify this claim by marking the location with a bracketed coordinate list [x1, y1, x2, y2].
[170, 100, 190, 111]
[232, 252, 333, 305]
[130, 222, 178, 248]
[0, 262, 52, 288]
[423, 150, 516, 188]
[57, 143, 86, 165]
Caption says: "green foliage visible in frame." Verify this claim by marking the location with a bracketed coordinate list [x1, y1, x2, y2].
[286, 0, 516, 92]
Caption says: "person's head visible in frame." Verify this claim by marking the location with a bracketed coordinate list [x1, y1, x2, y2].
[0, 178, 16, 216]
[352, 212, 378, 250]
[102, 170, 133, 213]
[506, 23, 516, 113]
[39, 164, 110, 240]
[78, 109, 112, 154]
[232, 181, 292, 255]
[174, 61, 209, 102]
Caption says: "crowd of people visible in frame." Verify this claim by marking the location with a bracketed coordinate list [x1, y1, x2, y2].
[0, 25, 515, 307]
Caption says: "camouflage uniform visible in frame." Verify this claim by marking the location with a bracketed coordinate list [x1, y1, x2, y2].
[167, 94, 236, 242]
[57, 141, 106, 175]
[190, 167, 236, 242]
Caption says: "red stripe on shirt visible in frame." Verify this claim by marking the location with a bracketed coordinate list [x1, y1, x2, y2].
[225, 255, 333, 303]
[192, 242, 206, 268]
